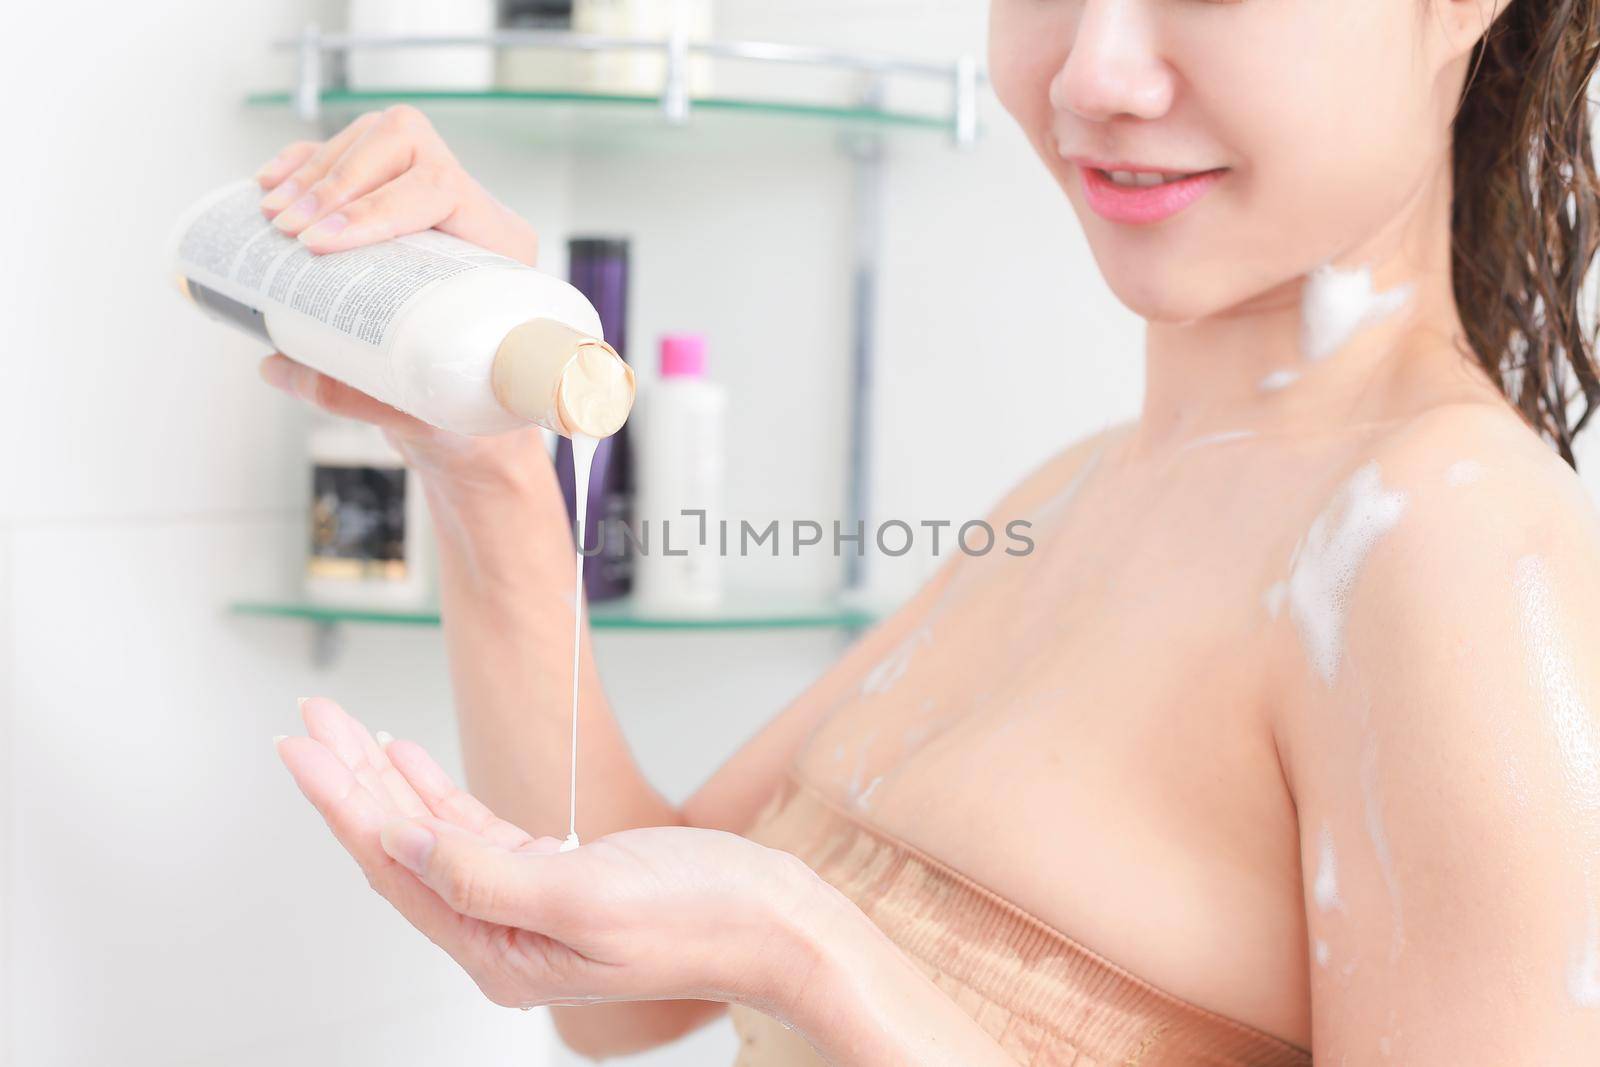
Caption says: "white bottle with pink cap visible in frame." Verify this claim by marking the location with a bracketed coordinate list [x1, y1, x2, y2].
[635, 333, 727, 611]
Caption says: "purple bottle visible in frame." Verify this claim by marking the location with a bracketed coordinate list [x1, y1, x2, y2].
[556, 237, 634, 601]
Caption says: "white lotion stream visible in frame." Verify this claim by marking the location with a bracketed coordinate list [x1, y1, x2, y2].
[561, 433, 600, 852]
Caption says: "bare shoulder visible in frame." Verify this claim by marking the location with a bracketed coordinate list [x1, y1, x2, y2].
[1274, 399, 1600, 703]
[986, 421, 1130, 521]
[1355, 400, 1600, 604]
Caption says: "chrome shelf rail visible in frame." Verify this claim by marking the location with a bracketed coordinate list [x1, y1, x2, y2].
[273, 25, 983, 146]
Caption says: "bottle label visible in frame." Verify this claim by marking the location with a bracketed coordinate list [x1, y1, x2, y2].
[308, 462, 410, 582]
[177, 181, 524, 348]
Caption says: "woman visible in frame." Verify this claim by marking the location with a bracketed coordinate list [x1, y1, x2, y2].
[265, 0, 1600, 1062]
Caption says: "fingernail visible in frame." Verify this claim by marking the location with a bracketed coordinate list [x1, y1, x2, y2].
[297, 697, 312, 712]
[298, 212, 348, 245]
[255, 151, 290, 182]
[381, 821, 435, 874]
[272, 194, 318, 232]
[260, 358, 291, 391]
[273, 734, 288, 744]
[261, 179, 300, 214]
[375, 730, 394, 748]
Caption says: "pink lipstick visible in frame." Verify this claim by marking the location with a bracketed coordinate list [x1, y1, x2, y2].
[1074, 162, 1226, 225]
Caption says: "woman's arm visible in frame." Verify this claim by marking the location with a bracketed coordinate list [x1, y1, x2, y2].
[253, 105, 675, 837]
[1279, 410, 1600, 1063]
[253, 112, 716, 1053]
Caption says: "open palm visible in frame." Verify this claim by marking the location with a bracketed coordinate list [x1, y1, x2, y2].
[276, 698, 821, 1012]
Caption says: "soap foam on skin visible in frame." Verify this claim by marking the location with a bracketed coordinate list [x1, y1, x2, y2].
[1360, 728, 1405, 960]
[1263, 580, 1288, 620]
[1259, 368, 1301, 393]
[1314, 823, 1343, 912]
[837, 446, 1106, 805]
[1033, 446, 1105, 529]
[1179, 429, 1257, 452]
[861, 625, 933, 697]
[844, 727, 881, 806]
[1513, 555, 1600, 814]
[1256, 264, 1411, 395]
[1571, 896, 1600, 1008]
[1287, 462, 1409, 686]
[855, 775, 884, 812]
[1445, 459, 1484, 487]
[1512, 554, 1600, 1004]
[1283, 465, 1409, 960]
[1300, 264, 1414, 364]
[561, 434, 600, 854]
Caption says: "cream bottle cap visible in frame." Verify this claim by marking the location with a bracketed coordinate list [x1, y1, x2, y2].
[492, 318, 636, 438]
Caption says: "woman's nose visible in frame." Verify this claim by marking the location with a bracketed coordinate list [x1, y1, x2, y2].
[1048, 0, 1174, 123]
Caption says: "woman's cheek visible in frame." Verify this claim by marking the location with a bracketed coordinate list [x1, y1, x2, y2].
[987, 4, 1069, 130]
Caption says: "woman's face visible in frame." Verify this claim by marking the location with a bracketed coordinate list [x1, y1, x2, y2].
[989, 0, 1473, 322]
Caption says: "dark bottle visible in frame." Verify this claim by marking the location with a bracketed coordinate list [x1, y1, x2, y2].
[556, 237, 634, 601]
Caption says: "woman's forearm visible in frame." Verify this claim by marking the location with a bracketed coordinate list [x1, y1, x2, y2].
[781, 883, 1017, 1066]
[419, 452, 679, 840]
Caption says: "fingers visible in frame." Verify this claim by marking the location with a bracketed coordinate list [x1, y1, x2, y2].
[294, 167, 537, 266]
[380, 816, 571, 929]
[260, 110, 384, 218]
[252, 106, 538, 266]
[294, 164, 460, 253]
[276, 736, 477, 954]
[279, 736, 585, 1009]
[298, 697, 428, 819]
[258, 354, 432, 435]
[273, 112, 448, 238]
[385, 738, 538, 851]
[256, 141, 319, 190]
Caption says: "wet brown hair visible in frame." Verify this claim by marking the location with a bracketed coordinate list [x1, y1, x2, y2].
[1451, 0, 1600, 465]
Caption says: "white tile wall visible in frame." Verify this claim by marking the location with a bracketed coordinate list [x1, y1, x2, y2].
[1, 523, 13, 1066]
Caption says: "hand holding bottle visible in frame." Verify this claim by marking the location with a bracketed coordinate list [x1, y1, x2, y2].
[251, 106, 554, 494]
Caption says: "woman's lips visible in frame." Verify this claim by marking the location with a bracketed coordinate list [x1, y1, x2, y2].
[1075, 163, 1227, 225]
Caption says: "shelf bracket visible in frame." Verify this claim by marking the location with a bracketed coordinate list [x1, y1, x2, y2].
[953, 56, 979, 148]
[661, 21, 691, 124]
[311, 619, 342, 669]
[841, 77, 887, 597]
[294, 23, 324, 124]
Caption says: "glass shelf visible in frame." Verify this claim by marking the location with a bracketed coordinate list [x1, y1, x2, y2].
[243, 88, 959, 143]
[230, 596, 877, 632]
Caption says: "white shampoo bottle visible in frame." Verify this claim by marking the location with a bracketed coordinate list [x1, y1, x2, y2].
[171, 180, 635, 439]
[635, 333, 726, 612]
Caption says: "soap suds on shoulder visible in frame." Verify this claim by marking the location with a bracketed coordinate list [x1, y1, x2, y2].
[1445, 459, 1484, 487]
[1287, 462, 1409, 687]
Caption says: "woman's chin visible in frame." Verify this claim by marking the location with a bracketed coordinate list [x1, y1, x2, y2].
[1100, 271, 1231, 326]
